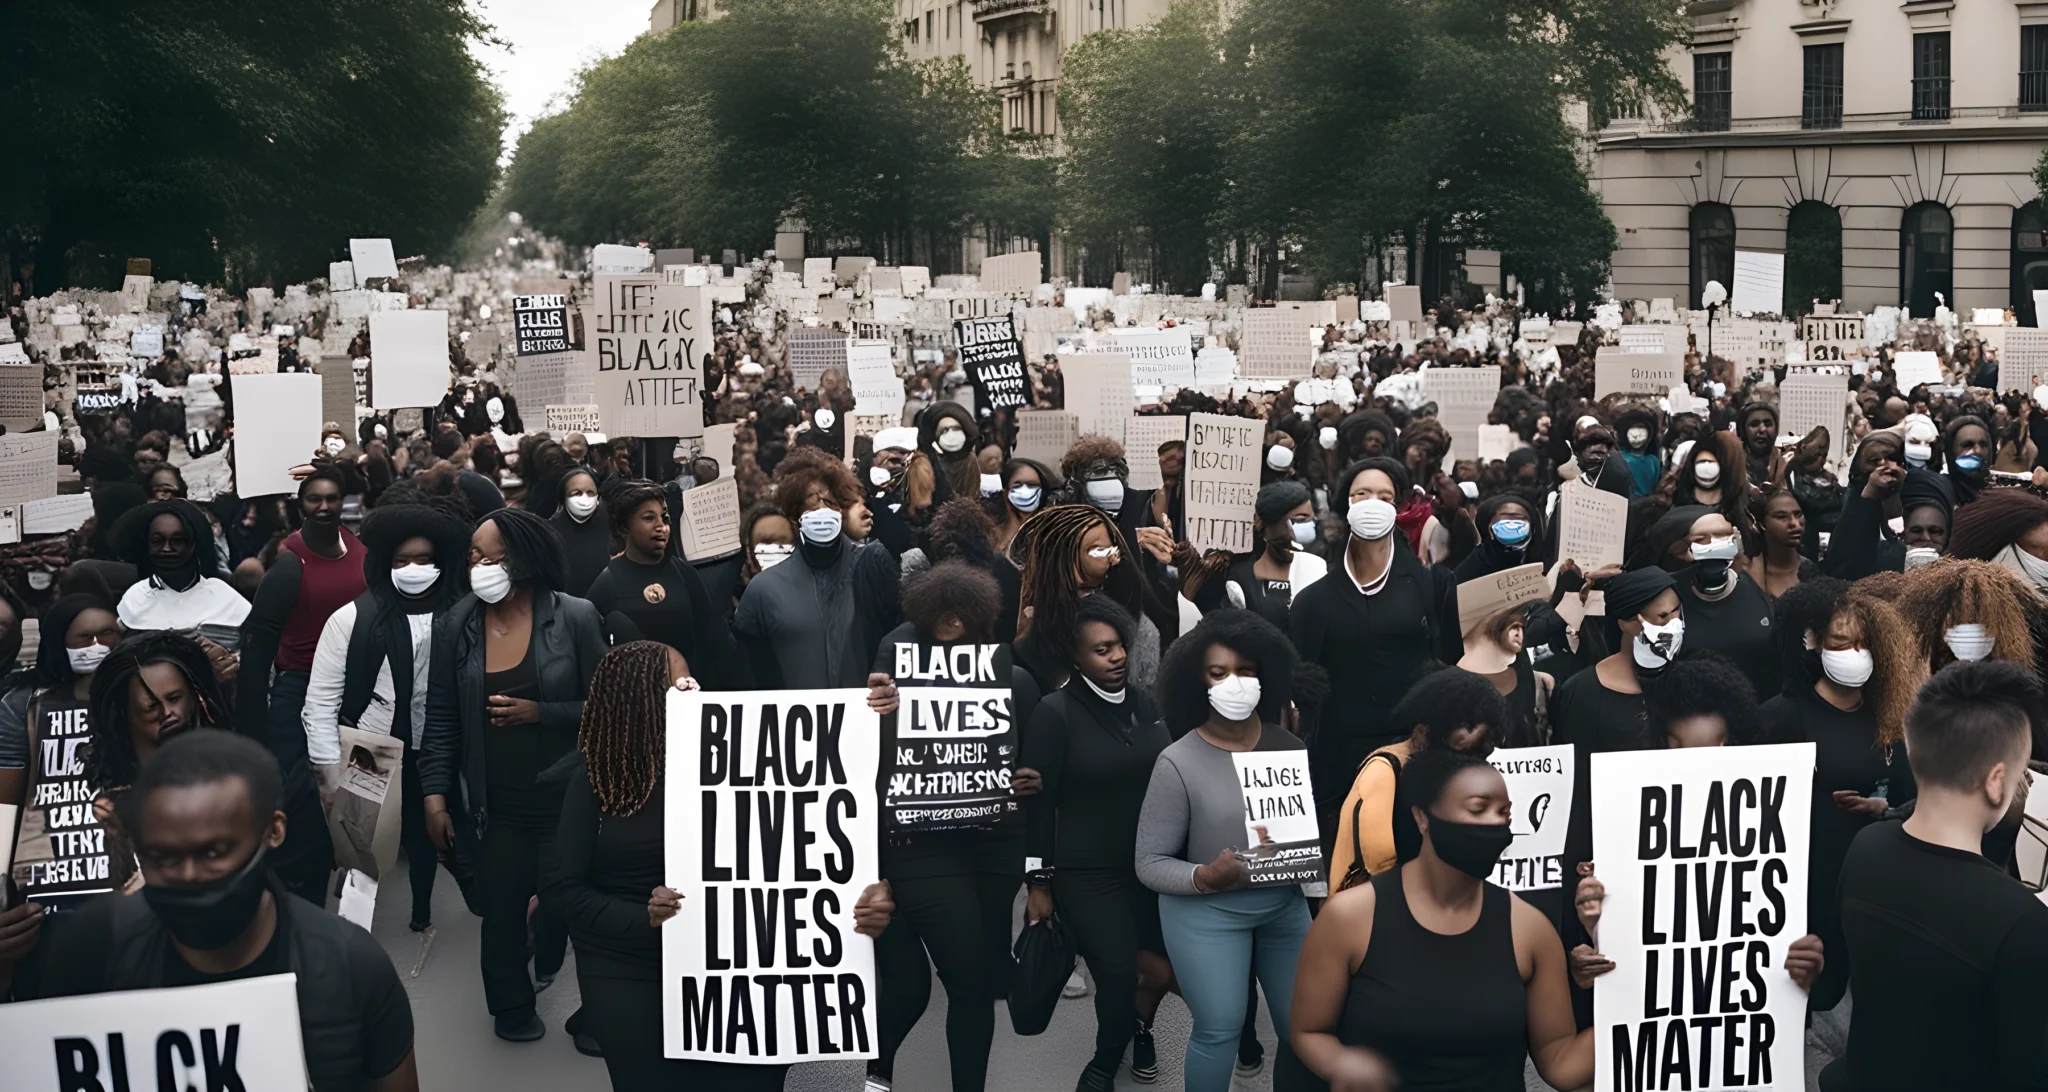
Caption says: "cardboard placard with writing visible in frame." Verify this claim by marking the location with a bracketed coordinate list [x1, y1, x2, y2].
[955, 315, 1028, 411]
[1891, 351, 1943, 391]
[0, 975, 310, 1091]
[1596, 352, 1684, 399]
[327, 728, 404, 883]
[1553, 482, 1628, 575]
[0, 362, 42, 430]
[0, 431, 58, 509]
[979, 251, 1042, 297]
[10, 694, 108, 907]
[1485, 745, 1574, 893]
[848, 341, 904, 421]
[513, 294, 571, 356]
[1108, 327, 1197, 390]
[1013, 409, 1078, 466]
[787, 326, 850, 392]
[1731, 250, 1785, 316]
[1456, 563, 1549, 637]
[591, 277, 706, 438]
[1184, 412, 1262, 554]
[1124, 415, 1187, 491]
[546, 405, 604, 436]
[1234, 750, 1322, 889]
[1062, 352, 1134, 446]
[677, 478, 742, 561]
[2000, 327, 2048, 394]
[1238, 308, 1315, 379]
[1619, 326, 1684, 356]
[1477, 423, 1515, 463]
[1779, 372, 1850, 472]
[1421, 366, 1501, 471]
[1798, 315, 1866, 363]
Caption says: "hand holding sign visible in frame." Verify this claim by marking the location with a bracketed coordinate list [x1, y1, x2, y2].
[650, 885, 684, 928]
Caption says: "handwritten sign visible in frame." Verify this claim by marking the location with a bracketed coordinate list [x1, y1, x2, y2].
[1108, 327, 1197, 390]
[1421, 366, 1501, 471]
[591, 277, 705, 438]
[1486, 744, 1575, 892]
[677, 478, 742, 561]
[1596, 352, 1685, 399]
[1184, 412, 1262, 554]
[514, 294, 571, 355]
[1238, 309, 1315, 379]
[1124, 415, 1187, 491]
[1554, 482, 1628, 575]
[885, 640, 1018, 832]
[1234, 750, 1321, 888]
[1013, 409, 1077, 466]
[1062, 353, 1134, 445]
[955, 315, 1028, 411]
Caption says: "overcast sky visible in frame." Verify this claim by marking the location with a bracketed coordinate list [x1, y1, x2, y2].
[471, 0, 649, 157]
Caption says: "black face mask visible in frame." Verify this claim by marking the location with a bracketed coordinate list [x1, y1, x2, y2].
[1425, 813, 1515, 879]
[143, 842, 272, 950]
[1691, 558, 1732, 587]
[153, 553, 201, 592]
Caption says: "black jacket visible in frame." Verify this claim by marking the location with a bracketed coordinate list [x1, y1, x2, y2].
[418, 590, 607, 832]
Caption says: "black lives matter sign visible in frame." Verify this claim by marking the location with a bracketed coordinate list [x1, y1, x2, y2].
[513, 294, 570, 356]
[662, 690, 881, 1064]
[1591, 743, 1814, 1092]
[884, 640, 1017, 832]
[2, 973, 310, 1090]
[10, 698, 113, 907]
[956, 315, 1028, 411]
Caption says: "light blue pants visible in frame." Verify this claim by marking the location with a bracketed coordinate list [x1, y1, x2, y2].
[1157, 886, 1312, 1092]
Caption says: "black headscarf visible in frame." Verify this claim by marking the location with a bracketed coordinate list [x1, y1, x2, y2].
[32, 594, 114, 688]
[1640, 504, 1714, 573]
[358, 502, 472, 613]
[1900, 467, 1955, 527]
[1603, 567, 1677, 621]
[1461, 492, 1547, 576]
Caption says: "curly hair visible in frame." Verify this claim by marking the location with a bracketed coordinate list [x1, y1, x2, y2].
[358, 500, 472, 607]
[902, 561, 1001, 643]
[1645, 651, 1764, 746]
[1394, 747, 1501, 864]
[1012, 504, 1143, 642]
[772, 446, 862, 525]
[1946, 488, 2048, 562]
[1155, 607, 1296, 736]
[86, 632, 231, 791]
[926, 497, 1001, 564]
[1771, 577, 1923, 746]
[1386, 666, 1508, 750]
[578, 641, 673, 817]
[1895, 559, 2040, 673]
[1059, 435, 1127, 483]
[1066, 594, 1137, 656]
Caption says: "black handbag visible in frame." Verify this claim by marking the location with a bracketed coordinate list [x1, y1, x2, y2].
[1006, 911, 1076, 1036]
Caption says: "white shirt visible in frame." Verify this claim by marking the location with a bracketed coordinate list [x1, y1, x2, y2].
[303, 600, 435, 763]
[117, 576, 251, 631]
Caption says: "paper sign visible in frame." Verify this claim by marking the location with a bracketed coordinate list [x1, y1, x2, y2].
[348, 238, 399, 279]
[130, 325, 164, 359]
[367, 310, 449, 409]
[1456, 563, 1549, 637]
[787, 326, 850, 392]
[956, 315, 1028, 411]
[22, 494, 94, 536]
[1013, 409, 1078, 466]
[847, 341, 903, 420]
[1485, 744, 1574, 892]
[9, 694, 108, 906]
[329, 261, 357, 290]
[546, 405, 603, 435]
[0, 431, 58, 510]
[0, 362, 41, 431]
[1619, 326, 1683, 355]
[1731, 250, 1785, 315]
[120, 274, 153, 313]
[1124, 415, 1187, 491]
[834, 256, 876, 286]
[1779, 372, 1850, 472]
[804, 257, 834, 292]
[1891, 350, 1943, 391]
[1387, 285, 1425, 324]
[979, 251, 1043, 296]
[1798, 315, 1865, 362]
[2000, 327, 2048, 394]
[328, 727, 404, 881]
[1591, 743, 1815, 1092]
[592, 243, 654, 274]
[1109, 327, 1198, 389]
[1238, 309, 1315, 379]
[232, 373, 323, 497]
[591, 277, 706, 438]
[677, 478, 742, 561]
[337, 869, 379, 930]
[1552, 321, 1584, 346]
[885, 638, 1019, 832]
[1184, 412, 1262, 554]
[1062, 353, 1134, 445]
[320, 360, 358, 440]
[1596, 352, 1684, 399]
[1233, 750, 1322, 888]
[513, 294, 571, 356]
[1477, 423, 1515, 462]
[662, 689, 881, 1063]
[0, 975, 311, 1091]
[1554, 482, 1628, 574]
[1421, 366, 1501, 471]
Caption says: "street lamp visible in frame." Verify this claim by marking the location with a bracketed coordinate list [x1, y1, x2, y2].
[1702, 279, 1728, 366]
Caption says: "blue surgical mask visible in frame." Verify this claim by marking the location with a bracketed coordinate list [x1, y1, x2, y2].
[1008, 483, 1042, 513]
[1953, 453, 1984, 473]
[1491, 519, 1531, 547]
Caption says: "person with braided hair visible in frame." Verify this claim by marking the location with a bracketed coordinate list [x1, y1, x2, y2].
[1011, 503, 1165, 696]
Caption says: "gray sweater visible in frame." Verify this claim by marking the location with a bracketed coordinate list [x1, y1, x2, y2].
[1134, 724, 1306, 895]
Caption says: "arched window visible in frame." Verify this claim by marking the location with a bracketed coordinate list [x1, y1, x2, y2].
[1783, 201, 1841, 315]
[1900, 202, 1953, 317]
[1690, 203, 1736, 309]
[2013, 201, 2048, 327]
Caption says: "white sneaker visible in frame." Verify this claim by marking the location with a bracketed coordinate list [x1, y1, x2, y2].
[1062, 969, 1091, 999]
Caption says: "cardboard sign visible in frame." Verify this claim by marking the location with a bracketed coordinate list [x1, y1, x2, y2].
[1798, 315, 1865, 362]
[0, 431, 58, 510]
[662, 689, 881, 1063]
[1387, 285, 1425, 324]
[885, 639, 1018, 832]
[1596, 352, 1684, 399]
[1731, 250, 1785, 315]
[1184, 412, 1262, 554]
[231, 373, 322, 497]
[1477, 423, 1515, 463]
[9, 695, 109, 907]
[592, 243, 654, 274]
[0, 975, 310, 1091]
[591, 277, 706, 438]
[23, 494, 95, 536]
[130, 325, 164, 359]
[787, 326, 850, 391]
[328, 261, 356, 290]
[1779, 372, 1850, 472]
[1591, 743, 1815, 1092]
[1124, 414, 1187, 491]
[1234, 750, 1322, 888]
[1421, 366, 1501, 471]
[1108, 327, 1197, 390]
[1062, 352, 1134, 445]
[677, 478, 742, 561]
[1554, 482, 1628, 575]
[327, 727, 404, 883]
[847, 341, 902, 420]
[1238, 308, 1315, 379]
[367, 310, 450, 409]
[2000, 327, 2048, 394]
[1486, 744, 1574, 892]
[348, 238, 399, 280]
[979, 251, 1042, 296]
[0, 361, 40, 432]
[1455, 563, 1549, 636]
[1013, 409, 1077, 466]
[1891, 350, 1943, 391]
[955, 315, 1028, 411]
[546, 405, 603, 435]
[513, 294, 571, 356]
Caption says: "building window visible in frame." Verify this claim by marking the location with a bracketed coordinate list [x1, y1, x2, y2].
[1913, 33, 1951, 120]
[1901, 202, 1953, 317]
[1785, 201, 1842, 315]
[905, 18, 918, 42]
[1693, 53, 1732, 132]
[1802, 44, 1843, 129]
[1690, 203, 1737, 309]
[2024, 26, 2048, 111]
[2014, 201, 2048, 325]
[925, 10, 934, 43]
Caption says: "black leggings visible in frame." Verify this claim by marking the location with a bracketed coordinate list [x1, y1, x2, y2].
[874, 869, 1020, 1092]
[577, 970, 791, 1091]
[1056, 867, 1163, 1070]
[478, 816, 568, 1016]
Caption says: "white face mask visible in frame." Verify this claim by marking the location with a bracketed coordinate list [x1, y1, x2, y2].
[2000, 544, 2048, 590]
[1904, 546, 1940, 570]
[1009, 483, 1042, 513]
[26, 570, 52, 591]
[1266, 445, 1294, 471]
[1691, 535, 1740, 562]
[869, 465, 894, 488]
[565, 494, 600, 521]
[1290, 517, 1317, 546]
[754, 543, 795, 570]
[486, 397, 505, 424]
[323, 437, 345, 456]
[937, 429, 966, 453]
[1318, 426, 1338, 450]
[1207, 675, 1262, 722]
[1692, 460, 1721, 487]
[470, 562, 513, 604]
[1084, 479, 1124, 512]
[67, 642, 110, 675]
[1627, 427, 1649, 447]
[374, 424, 388, 440]
[391, 563, 441, 596]
[1820, 647, 1874, 688]
[815, 407, 837, 429]
[1633, 616, 1685, 669]
[979, 473, 1002, 496]
[1905, 441, 1933, 466]
[800, 507, 843, 544]
[1946, 623, 1994, 662]
[1347, 497, 1398, 541]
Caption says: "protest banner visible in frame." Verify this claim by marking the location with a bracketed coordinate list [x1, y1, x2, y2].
[1730, 251, 1784, 315]
[1596, 352, 1684, 399]
[513, 294, 571, 356]
[835, 256, 876, 286]
[1485, 744, 1574, 893]
[326, 727, 404, 883]
[592, 244, 654, 274]
[1184, 412, 1262, 554]
[1062, 352, 1134, 445]
[1108, 326, 1197, 390]
[885, 637, 1018, 832]
[0, 431, 58, 511]
[1591, 743, 1815, 1092]
[1238, 308, 1315, 379]
[23, 495, 94, 536]
[0, 362, 44, 431]
[955, 315, 1028, 411]
[1014, 410, 1078, 467]
[1456, 563, 1549, 637]
[1554, 481, 1628, 576]
[788, 326, 850, 391]
[130, 324, 164, 359]
[677, 478, 742, 561]
[0, 974, 310, 1091]
[1779, 372, 1850, 471]
[231, 373, 323, 498]
[1387, 285, 1425, 324]
[1422, 366, 1501, 471]
[979, 251, 1042, 296]
[546, 405, 603, 436]
[1797, 315, 1865, 362]
[9, 691, 108, 908]
[2000, 327, 2048, 394]
[847, 341, 903, 420]
[1891, 350, 1943, 391]
[1233, 750, 1321, 889]
[367, 310, 450, 409]
[1334, 295, 1360, 324]
[662, 688, 882, 1063]
[1619, 326, 1683, 356]
[1124, 415, 1187, 490]
[591, 277, 706, 438]
[348, 238, 399, 279]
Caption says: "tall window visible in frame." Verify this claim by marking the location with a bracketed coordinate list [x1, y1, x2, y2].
[2024, 26, 2048, 111]
[1690, 203, 1737, 309]
[1913, 33, 1951, 120]
[1901, 202, 1954, 317]
[1803, 44, 1843, 129]
[1785, 201, 1843, 314]
[925, 10, 934, 43]
[1694, 53, 1732, 132]
[2014, 202, 2048, 326]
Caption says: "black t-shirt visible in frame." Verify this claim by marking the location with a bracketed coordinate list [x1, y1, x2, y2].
[587, 555, 698, 657]
[1677, 572, 1780, 699]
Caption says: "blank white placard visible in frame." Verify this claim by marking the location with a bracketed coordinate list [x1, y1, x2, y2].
[348, 238, 399, 279]
[368, 310, 451, 409]
[232, 373, 323, 497]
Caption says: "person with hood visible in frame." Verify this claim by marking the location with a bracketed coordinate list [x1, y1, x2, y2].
[1898, 468, 1954, 568]
[545, 464, 611, 598]
[1738, 401, 1783, 486]
[1641, 505, 1780, 699]
[1941, 413, 1994, 508]
[1550, 567, 1683, 756]
[1822, 430, 1909, 580]
[302, 498, 474, 932]
[865, 426, 935, 557]
[113, 498, 252, 633]
[1613, 404, 1663, 497]
[0, 594, 119, 810]
[920, 400, 980, 503]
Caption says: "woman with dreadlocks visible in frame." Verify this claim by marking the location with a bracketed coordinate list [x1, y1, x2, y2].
[1011, 504, 1165, 697]
[547, 641, 899, 1090]
[419, 507, 607, 1044]
[1760, 578, 1922, 1013]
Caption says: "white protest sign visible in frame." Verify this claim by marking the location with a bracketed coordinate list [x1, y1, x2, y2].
[367, 310, 450, 409]
[1797, 315, 1865, 362]
[592, 243, 655, 274]
[0, 975, 310, 1091]
[591, 277, 706, 438]
[1779, 372, 1850, 472]
[1730, 251, 1785, 315]
[231, 373, 322, 497]
[546, 405, 603, 435]
[1619, 326, 1683, 356]
[1184, 412, 1262, 554]
[1596, 352, 1685, 399]
[1891, 351, 1943, 391]
[979, 251, 1042, 296]
[1062, 352, 1134, 445]
[328, 261, 357, 291]
[1124, 415, 1187, 491]
[120, 275, 153, 314]
[662, 689, 881, 1063]
[1013, 409, 1078, 466]
[1592, 743, 1815, 1092]
[327, 726, 404, 882]
[2000, 327, 2048, 394]
[678, 478, 742, 561]
[22, 495, 94, 536]
[348, 238, 399, 280]
[1387, 285, 1425, 324]
[1238, 309, 1315, 379]
[130, 325, 164, 359]
[1554, 482, 1628, 575]
[1477, 423, 1515, 463]
[1487, 744, 1574, 892]
[0, 431, 58, 510]
[1234, 750, 1321, 888]
[787, 326, 850, 391]
[1421, 366, 1500, 471]
[847, 341, 903, 420]
[1108, 327, 1198, 389]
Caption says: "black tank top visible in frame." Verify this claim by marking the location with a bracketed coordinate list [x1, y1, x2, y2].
[1339, 868, 1527, 1091]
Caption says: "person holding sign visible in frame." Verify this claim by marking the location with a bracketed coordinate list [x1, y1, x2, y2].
[1135, 610, 1310, 1092]
[1186, 481, 1326, 633]
[0, 595, 119, 811]
[1, 731, 420, 1092]
[583, 482, 737, 686]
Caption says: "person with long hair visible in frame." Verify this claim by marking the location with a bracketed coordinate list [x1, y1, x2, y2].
[1013, 504, 1165, 695]
[1893, 559, 2045, 679]
[1192, 480, 1326, 633]
[419, 507, 607, 1043]
[544, 464, 611, 598]
[583, 481, 737, 687]
[1747, 485, 1816, 599]
[995, 457, 1058, 554]
[1946, 486, 2048, 596]
[301, 499, 474, 931]
[1939, 413, 1994, 508]
[0, 594, 119, 810]
[112, 498, 251, 633]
